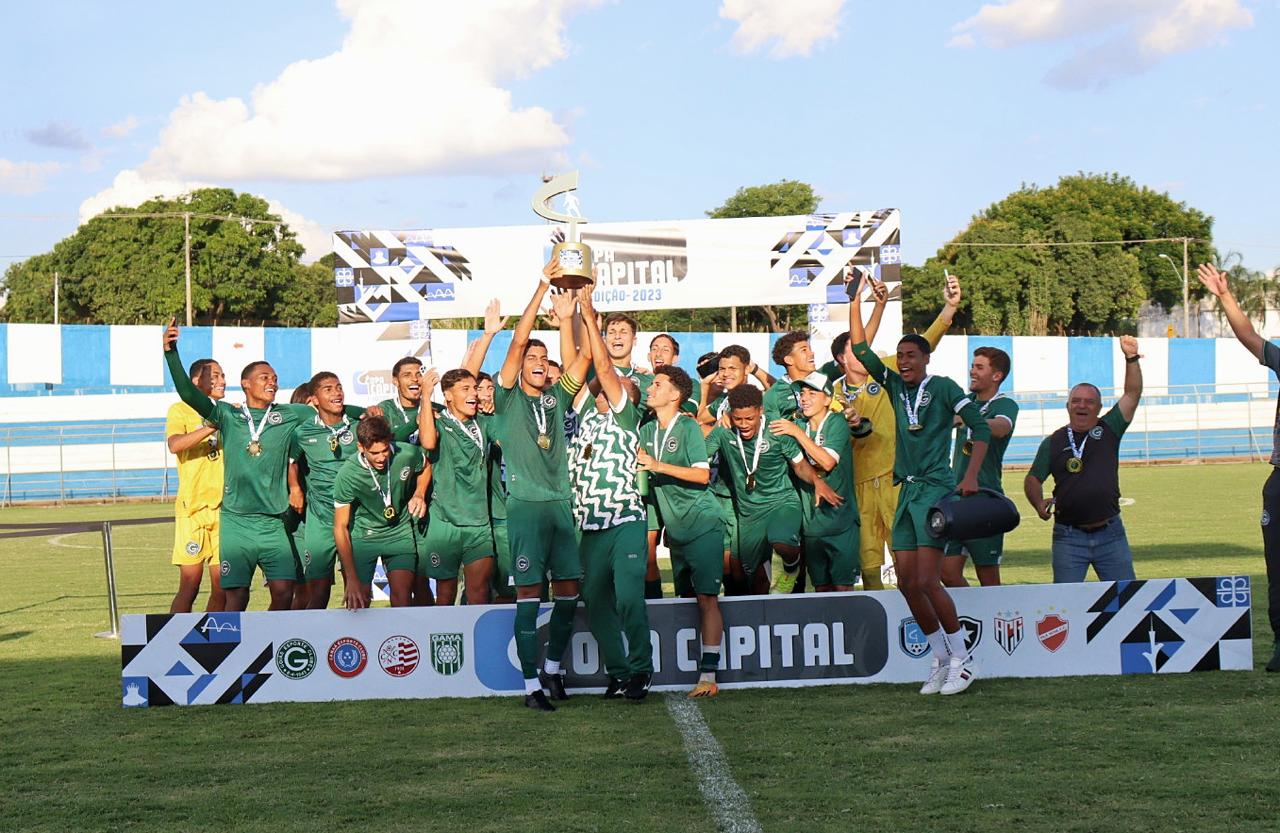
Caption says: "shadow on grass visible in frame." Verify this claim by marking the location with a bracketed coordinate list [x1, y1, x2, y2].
[1006, 543, 1260, 564]
[0, 630, 32, 642]
[0, 592, 170, 618]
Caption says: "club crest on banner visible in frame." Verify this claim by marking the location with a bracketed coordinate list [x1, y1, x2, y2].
[899, 616, 929, 658]
[431, 633, 465, 676]
[378, 635, 420, 677]
[994, 613, 1024, 656]
[1037, 613, 1069, 653]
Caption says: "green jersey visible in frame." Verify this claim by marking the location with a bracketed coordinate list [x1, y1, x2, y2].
[639, 414, 722, 544]
[706, 425, 803, 516]
[792, 411, 857, 536]
[488, 437, 508, 521]
[376, 397, 425, 443]
[618, 366, 653, 403]
[332, 443, 427, 538]
[569, 395, 645, 531]
[166, 348, 316, 516]
[851, 342, 992, 488]
[762, 377, 802, 420]
[292, 413, 360, 517]
[492, 375, 573, 502]
[951, 394, 1019, 493]
[427, 409, 493, 527]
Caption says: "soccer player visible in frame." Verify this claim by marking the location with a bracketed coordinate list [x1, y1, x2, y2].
[492, 260, 591, 711]
[166, 357, 227, 613]
[697, 345, 775, 427]
[763, 331, 817, 420]
[163, 318, 364, 612]
[639, 366, 727, 697]
[848, 296, 991, 696]
[706, 385, 842, 595]
[603, 312, 653, 401]
[769, 373, 872, 591]
[545, 359, 562, 388]
[570, 289, 653, 700]
[824, 275, 961, 590]
[379, 357, 423, 438]
[648, 333, 678, 372]
[1197, 262, 1280, 672]
[476, 372, 497, 415]
[1024, 337, 1143, 584]
[332, 416, 430, 609]
[942, 347, 1018, 588]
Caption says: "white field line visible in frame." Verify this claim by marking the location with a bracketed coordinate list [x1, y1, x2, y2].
[664, 693, 763, 833]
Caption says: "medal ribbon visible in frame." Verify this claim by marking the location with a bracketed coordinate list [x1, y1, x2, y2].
[240, 404, 273, 447]
[444, 408, 485, 455]
[358, 453, 394, 513]
[531, 395, 550, 439]
[900, 376, 931, 429]
[965, 392, 1005, 440]
[322, 413, 350, 444]
[653, 415, 682, 463]
[734, 427, 764, 479]
[1065, 425, 1088, 462]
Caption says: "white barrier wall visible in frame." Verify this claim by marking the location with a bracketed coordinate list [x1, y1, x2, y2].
[121, 575, 1253, 707]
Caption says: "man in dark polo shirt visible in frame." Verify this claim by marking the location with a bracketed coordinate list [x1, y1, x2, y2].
[1024, 335, 1143, 583]
[1196, 262, 1280, 672]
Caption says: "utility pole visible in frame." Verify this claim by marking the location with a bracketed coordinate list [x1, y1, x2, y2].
[184, 212, 192, 326]
[53, 271, 59, 325]
[1182, 236, 1191, 338]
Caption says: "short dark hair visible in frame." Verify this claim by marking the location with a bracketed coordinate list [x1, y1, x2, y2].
[603, 313, 638, 336]
[523, 338, 547, 357]
[719, 344, 751, 366]
[727, 384, 763, 411]
[188, 358, 217, 381]
[392, 357, 423, 377]
[1070, 382, 1102, 401]
[290, 384, 312, 405]
[772, 331, 809, 368]
[307, 371, 338, 388]
[476, 371, 493, 384]
[830, 332, 851, 360]
[973, 346, 1011, 383]
[650, 333, 680, 356]
[898, 334, 931, 355]
[547, 359, 561, 370]
[441, 369, 474, 391]
[356, 414, 393, 447]
[657, 366, 693, 403]
[240, 360, 271, 380]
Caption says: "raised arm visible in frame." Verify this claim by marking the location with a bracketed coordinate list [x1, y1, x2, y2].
[552, 288, 591, 385]
[862, 277, 889, 347]
[498, 261, 557, 389]
[1198, 263, 1266, 360]
[1117, 335, 1143, 422]
[578, 290, 622, 406]
[954, 397, 991, 496]
[162, 317, 216, 420]
[462, 299, 508, 376]
[920, 273, 961, 351]
[848, 300, 888, 384]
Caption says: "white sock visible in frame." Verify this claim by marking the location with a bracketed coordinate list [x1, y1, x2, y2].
[699, 672, 716, 684]
[524, 677, 542, 694]
[925, 629, 949, 660]
[544, 659, 561, 675]
[945, 629, 969, 662]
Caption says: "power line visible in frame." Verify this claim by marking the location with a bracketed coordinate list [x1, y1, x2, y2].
[948, 236, 1209, 248]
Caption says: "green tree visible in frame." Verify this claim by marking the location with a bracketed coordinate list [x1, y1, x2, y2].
[706, 180, 820, 220]
[0, 188, 308, 325]
[274, 254, 338, 327]
[905, 173, 1214, 335]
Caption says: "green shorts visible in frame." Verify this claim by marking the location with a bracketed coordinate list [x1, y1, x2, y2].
[350, 526, 417, 584]
[945, 533, 1004, 567]
[670, 522, 725, 597]
[736, 498, 802, 575]
[491, 521, 513, 595]
[421, 518, 494, 579]
[805, 525, 859, 587]
[891, 481, 952, 552]
[507, 497, 581, 586]
[302, 508, 339, 582]
[717, 494, 738, 556]
[646, 501, 661, 534]
[218, 511, 296, 589]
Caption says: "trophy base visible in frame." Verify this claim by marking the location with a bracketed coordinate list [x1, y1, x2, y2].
[551, 241, 594, 290]
[550, 275, 594, 290]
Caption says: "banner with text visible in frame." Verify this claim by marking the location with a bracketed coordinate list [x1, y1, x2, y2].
[121, 575, 1251, 707]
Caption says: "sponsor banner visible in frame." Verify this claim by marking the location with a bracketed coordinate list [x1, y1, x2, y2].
[120, 576, 1251, 707]
[331, 210, 902, 322]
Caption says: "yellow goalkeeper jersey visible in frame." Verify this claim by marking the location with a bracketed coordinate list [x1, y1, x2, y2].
[165, 401, 224, 513]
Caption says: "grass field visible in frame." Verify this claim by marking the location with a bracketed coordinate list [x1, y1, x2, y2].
[1, 462, 1277, 832]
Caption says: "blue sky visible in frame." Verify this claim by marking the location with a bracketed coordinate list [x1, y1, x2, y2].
[1, 0, 1277, 276]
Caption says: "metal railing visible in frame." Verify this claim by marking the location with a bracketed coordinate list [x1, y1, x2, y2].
[1, 382, 1276, 505]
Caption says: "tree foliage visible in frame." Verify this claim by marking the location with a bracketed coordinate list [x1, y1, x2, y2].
[904, 173, 1215, 335]
[0, 188, 333, 326]
[705, 180, 820, 220]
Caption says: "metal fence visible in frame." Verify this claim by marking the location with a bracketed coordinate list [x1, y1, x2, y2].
[2, 382, 1277, 505]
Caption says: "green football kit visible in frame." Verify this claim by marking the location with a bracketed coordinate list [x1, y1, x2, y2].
[332, 443, 427, 584]
[706, 425, 804, 578]
[793, 411, 864, 587]
[292, 412, 360, 581]
[422, 409, 497, 580]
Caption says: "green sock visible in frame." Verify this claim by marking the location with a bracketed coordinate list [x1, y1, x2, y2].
[644, 579, 663, 599]
[545, 596, 579, 667]
[515, 599, 540, 679]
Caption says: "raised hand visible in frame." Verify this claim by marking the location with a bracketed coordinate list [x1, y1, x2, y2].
[1119, 335, 1140, 359]
[421, 367, 440, 393]
[868, 278, 889, 305]
[542, 257, 564, 285]
[768, 418, 801, 439]
[483, 298, 507, 335]
[163, 315, 179, 351]
[943, 273, 962, 307]
[549, 287, 577, 322]
[1196, 263, 1229, 297]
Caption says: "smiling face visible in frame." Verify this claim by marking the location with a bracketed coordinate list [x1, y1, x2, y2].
[730, 406, 763, 440]
[196, 362, 226, 400]
[521, 345, 549, 392]
[241, 363, 279, 407]
[969, 355, 1002, 396]
[605, 320, 636, 363]
[799, 387, 830, 419]
[360, 440, 392, 471]
[718, 355, 747, 390]
[896, 342, 929, 385]
[312, 375, 345, 418]
[784, 340, 816, 377]
[649, 336, 677, 370]
[445, 376, 479, 419]
[645, 373, 682, 411]
[394, 362, 422, 405]
[1067, 384, 1102, 431]
[476, 378, 495, 413]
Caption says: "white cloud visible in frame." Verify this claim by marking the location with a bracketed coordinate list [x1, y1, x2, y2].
[0, 159, 63, 195]
[951, 0, 1253, 88]
[720, 0, 846, 58]
[102, 116, 139, 139]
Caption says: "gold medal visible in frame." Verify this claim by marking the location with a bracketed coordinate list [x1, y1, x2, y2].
[383, 505, 397, 521]
[247, 440, 263, 457]
[1066, 457, 1084, 474]
[329, 436, 339, 453]
[537, 433, 552, 450]
[907, 424, 924, 432]
[746, 473, 757, 492]
[962, 440, 973, 456]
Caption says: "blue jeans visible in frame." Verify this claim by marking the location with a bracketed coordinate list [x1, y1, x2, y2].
[1051, 516, 1135, 583]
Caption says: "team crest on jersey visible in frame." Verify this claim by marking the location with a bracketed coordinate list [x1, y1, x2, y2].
[759, 438, 772, 453]
[185, 541, 200, 556]
[515, 556, 531, 572]
[267, 411, 284, 425]
[866, 382, 881, 396]
[220, 560, 230, 576]
[541, 394, 556, 409]
[918, 391, 933, 408]
[1089, 426, 1104, 440]
[399, 466, 411, 481]
[666, 437, 679, 453]
[339, 431, 354, 445]
[430, 552, 442, 567]
[302, 550, 312, 567]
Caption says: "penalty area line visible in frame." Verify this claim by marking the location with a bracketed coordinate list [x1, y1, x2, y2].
[664, 693, 762, 833]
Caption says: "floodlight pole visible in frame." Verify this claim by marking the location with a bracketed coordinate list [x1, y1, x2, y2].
[94, 521, 120, 640]
[184, 212, 193, 327]
[53, 271, 58, 325]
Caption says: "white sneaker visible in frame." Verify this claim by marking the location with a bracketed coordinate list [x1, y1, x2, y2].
[940, 656, 975, 695]
[919, 657, 947, 695]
